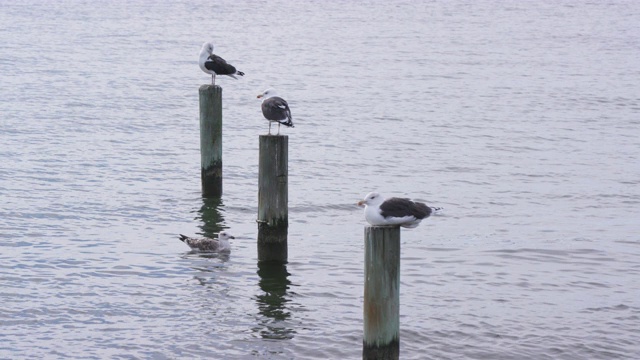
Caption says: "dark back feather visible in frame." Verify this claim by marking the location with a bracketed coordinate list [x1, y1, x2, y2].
[205, 54, 237, 75]
[379, 197, 432, 219]
[262, 96, 294, 127]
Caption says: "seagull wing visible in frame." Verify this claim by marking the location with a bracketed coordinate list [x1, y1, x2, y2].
[379, 198, 432, 219]
[271, 97, 294, 126]
[179, 235, 220, 252]
[205, 54, 237, 75]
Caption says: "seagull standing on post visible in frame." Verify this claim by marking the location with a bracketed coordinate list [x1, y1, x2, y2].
[198, 42, 245, 85]
[257, 88, 294, 135]
[358, 192, 441, 228]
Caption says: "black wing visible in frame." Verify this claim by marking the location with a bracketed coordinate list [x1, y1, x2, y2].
[273, 97, 292, 123]
[379, 197, 432, 219]
[262, 97, 293, 127]
[204, 54, 237, 75]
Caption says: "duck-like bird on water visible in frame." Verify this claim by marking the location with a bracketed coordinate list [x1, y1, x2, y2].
[198, 42, 245, 85]
[178, 231, 235, 252]
[358, 192, 442, 228]
[257, 88, 294, 135]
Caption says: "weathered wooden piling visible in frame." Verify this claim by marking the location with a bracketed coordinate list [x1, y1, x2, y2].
[363, 226, 400, 360]
[198, 84, 223, 197]
[257, 135, 288, 262]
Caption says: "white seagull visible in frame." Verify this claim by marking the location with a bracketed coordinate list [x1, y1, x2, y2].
[198, 42, 245, 85]
[257, 88, 294, 135]
[178, 231, 235, 252]
[357, 192, 441, 228]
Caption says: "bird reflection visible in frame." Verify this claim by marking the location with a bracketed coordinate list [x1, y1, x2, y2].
[254, 261, 295, 340]
[181, 250, 230, 263]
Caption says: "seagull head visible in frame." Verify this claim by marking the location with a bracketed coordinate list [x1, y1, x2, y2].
[201, 42, 214, 55]
[357, 192, 384, 207]
[257, 88, 277, 100]
[218, 231, 235, 241]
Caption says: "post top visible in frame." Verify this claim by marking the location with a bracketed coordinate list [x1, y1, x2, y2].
[199, 84, 222, 91]
[259, 134, 288, 139]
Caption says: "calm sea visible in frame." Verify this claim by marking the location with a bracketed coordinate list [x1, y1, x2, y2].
[1, 1, 639, 359]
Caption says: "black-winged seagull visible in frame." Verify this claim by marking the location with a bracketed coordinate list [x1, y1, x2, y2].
[357, 192, 441, 228]
[257, 88, 294, 135]
[179, 231, 235, 252]
[198, 42, 245, 85]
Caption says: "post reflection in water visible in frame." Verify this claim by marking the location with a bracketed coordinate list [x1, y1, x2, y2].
[255, 261, 295, 340]
[195, 197, 226, 239]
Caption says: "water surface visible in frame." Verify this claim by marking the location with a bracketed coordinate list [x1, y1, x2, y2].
[1, 1, 639, 359]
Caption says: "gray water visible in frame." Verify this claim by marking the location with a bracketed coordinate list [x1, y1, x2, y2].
[1, 1, 639, 359]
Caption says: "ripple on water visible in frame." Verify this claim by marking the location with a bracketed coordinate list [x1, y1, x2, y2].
[2, 0, 640, 359]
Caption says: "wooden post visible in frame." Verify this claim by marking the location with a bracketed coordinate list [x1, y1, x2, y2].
[199, 84, 222, 197]
[257, 135, 288, 262]
[363, 226, 400, 360]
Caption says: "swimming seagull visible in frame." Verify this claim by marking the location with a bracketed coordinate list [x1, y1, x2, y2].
[198, 42, 245, 85]
[357, 192, 442, 228]
[178, 231, 235, 252]
[257, 88, 294, 135]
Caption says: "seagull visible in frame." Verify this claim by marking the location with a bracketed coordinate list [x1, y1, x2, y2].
[178, 231, 235, 252]
[357, 192, 441, 228]
[257, 88, 294, 135]
[198, 42, 245, 85]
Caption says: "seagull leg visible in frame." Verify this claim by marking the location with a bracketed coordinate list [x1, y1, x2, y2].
[277, 123, 281, 135]
[268, 122, 272, 135]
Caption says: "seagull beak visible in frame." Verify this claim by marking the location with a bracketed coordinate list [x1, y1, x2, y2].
[357, 200, 365, 207]
[230, 236, 235, 239]
[257, 94, 263, 99]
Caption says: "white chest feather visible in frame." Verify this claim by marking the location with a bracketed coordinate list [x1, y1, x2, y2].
[364, 205, 388, 225]
[363, 204, 420, 227]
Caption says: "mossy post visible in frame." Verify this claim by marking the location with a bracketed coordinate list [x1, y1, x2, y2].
[363, 226, 400, 360]
[199, 84, 222, 197]
[257, 135, 288, 262]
